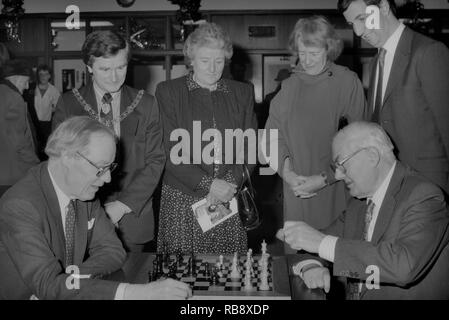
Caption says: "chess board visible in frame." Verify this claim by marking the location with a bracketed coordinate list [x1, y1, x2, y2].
[149, 254, 291, 300]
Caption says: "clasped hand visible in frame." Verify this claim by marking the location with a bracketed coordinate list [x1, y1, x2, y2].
[207, 179, 237, 205]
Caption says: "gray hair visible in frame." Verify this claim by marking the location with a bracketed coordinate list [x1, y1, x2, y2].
[288, 15, 343, 62]
[45, 116, 115, 158]
[183, 22, 233, 64]
[335, 121, 395, 160]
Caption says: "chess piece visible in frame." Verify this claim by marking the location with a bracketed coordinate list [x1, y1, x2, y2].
[243, 267, 254, 291]
[230, 252, 240, 280]
[219, 255, 224, 268]
[210, 266, 220, 286]
[261, 239, 267, 255]
[259, 257, 270, 291]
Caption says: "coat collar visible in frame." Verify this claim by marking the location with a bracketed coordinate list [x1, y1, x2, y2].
[381, 27, 413, 108]
[370, 161, 407, 244]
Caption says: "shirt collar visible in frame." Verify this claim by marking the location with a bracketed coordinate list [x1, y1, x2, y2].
[369, 161, 397, 208]
[48, 166, 72, 210]
[382, 23, 405, 55]
[186, 71, 229, 93]
[92, 81, 121, 103]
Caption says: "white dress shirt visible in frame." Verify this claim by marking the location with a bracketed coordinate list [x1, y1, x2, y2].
[34, 83, 61, 121]
[92, 82, 121, 137]
[372, 23, 405, 111]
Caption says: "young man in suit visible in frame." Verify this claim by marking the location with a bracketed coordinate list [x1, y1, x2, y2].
[53, 30, 166, 252]
[281, 121, 449, 299]
[0, 60, 40, 196]
[0, 116, 191, 299]
[338, 0, 449, 194]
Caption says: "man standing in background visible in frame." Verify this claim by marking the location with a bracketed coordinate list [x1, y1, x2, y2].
[0, 60, 40, 196]
[53, 30, 165, 252]
[338, 0, 449, 194]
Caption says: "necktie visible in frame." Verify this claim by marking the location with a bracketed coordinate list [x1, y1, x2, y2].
[65, 200, 76, 267]
[371, 48, 386, 123]
[100, 92, 113, 129]
[363, 199, 375, 241]
[346, 200, 375, 300]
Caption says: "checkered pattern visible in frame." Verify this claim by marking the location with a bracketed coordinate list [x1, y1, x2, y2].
[152, 255, 272, 292]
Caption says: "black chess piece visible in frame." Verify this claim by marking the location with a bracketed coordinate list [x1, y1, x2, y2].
[210, 266, 219, 286]
[188, 257, 196, 277]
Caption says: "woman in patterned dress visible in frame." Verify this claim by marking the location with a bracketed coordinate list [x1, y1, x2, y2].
[155, 22, 257, 254]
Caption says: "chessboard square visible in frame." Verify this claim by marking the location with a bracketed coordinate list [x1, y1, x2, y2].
[194, 281, 211, 287]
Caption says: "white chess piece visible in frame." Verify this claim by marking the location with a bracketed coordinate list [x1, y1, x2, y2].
[219, 255, 224, 267]
[243, 266, 254, 291]
[261, 239, 267, 255]
[230, 252, 240, 279]
[258, 256, 270, 290]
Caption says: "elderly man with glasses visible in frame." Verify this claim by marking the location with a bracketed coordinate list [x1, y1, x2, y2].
[0, 116, 191, 299]
[279, 121, 449, 299]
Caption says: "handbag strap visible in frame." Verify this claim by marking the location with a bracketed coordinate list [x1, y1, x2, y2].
[240, 165, 256, 197]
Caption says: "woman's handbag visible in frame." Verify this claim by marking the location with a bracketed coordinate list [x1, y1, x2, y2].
[237, 165, 261, 231]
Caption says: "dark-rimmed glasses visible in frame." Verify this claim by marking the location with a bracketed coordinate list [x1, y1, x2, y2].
[330, 147, 370, 174]
[76, 151, 117, 177]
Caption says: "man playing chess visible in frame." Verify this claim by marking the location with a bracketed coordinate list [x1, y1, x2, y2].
[282, 122, 449, 299]
[0, 116, 191, 299]
[53, 30, 165, 252]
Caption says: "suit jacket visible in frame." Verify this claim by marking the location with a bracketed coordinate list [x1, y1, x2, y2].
[0, 162, 126, 299]
[368, 27, 449, 193]
[0, 80, 40, 186]
[52, 83, 166, 244]
[316, 162, 449, 299]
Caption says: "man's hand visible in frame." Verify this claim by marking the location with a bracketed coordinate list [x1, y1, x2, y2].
[303, 266, 331, 293]
[124, 279, 192, 300]
[283, 221, 325, 253]
[209, 179, 237, 203]
[104, 201, 130, 225]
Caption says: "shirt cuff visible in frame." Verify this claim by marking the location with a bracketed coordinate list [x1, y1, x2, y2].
[114, 283, 129, 300]
[318, 235, 338, 263]
[292, 260, 323, 280]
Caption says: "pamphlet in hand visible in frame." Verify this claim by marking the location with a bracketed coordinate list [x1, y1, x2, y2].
[192, 197, 238, 233]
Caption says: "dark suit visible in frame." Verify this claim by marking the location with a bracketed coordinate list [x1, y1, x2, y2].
[368, 27, 449, 194]
[0, 162, 126, 299]
[52, 83, 165, 247]
[303, 162, 449, 299]
[0, 80, 40, 191]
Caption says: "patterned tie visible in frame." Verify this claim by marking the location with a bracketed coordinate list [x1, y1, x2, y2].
[100, 92, 113, 129]
[371, 48, 386, 123]
[346, 200, 375, 300]
[65, 200, 76, 267]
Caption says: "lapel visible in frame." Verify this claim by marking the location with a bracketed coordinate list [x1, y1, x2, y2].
[39, 163, 66, 261]
[119, 85, 140, 137]
[370, 162, 406, 244]
[76, 81, 99, 115]
[73, 200, 88, 265]
[381, 28, 412, 111]
[367, 54, 379, 117]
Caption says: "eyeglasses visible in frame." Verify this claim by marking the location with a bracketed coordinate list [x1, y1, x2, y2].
[76, 151, 117, 177]
[330, 147, 370, 174]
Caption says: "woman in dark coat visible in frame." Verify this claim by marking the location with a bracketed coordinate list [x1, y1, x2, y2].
[264, 16, 367, 252]
[155, 22, 257, 254]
